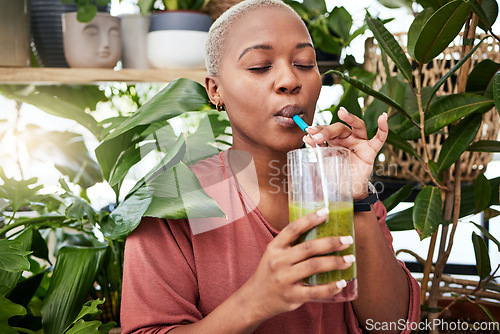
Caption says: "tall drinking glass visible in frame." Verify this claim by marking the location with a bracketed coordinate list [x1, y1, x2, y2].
[287, 146, 357, 302]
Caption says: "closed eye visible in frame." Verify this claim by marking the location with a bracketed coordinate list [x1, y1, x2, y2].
[248, 66, 272, 72]
[294, 64, 315, 69]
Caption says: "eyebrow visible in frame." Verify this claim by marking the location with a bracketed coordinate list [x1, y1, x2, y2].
[238, 42, 314, 60]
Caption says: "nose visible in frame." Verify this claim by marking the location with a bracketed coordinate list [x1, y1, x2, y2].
[274, 63, 302, 94]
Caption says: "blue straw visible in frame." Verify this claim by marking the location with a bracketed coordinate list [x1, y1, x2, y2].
[292, 115, 309, 133]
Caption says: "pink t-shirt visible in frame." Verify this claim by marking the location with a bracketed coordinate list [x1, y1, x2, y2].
[121, 150, 420, 333]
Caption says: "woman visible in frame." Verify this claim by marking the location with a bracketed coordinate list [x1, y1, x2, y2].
[121, 0, 420, 332]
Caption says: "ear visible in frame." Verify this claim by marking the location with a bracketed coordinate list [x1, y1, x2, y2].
[205, 75, 223, 106]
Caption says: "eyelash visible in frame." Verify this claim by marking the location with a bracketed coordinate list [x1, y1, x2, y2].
[248, 64, 314, 72]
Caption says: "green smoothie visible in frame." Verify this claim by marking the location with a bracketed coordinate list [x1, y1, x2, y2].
[289, 201, 355, 285]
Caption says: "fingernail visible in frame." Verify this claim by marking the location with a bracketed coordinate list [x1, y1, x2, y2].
[302, 135, 308, 143]
[339, 236, 353, 245]
[336, 279, 347, 289]
[316, 207, 329, 217]
[340, 107, 348, 114]
[383, 112, 388, 120]
[312, 133, 323, 141]
[307, 126, 318, 132]
[343, 255, 356, 263]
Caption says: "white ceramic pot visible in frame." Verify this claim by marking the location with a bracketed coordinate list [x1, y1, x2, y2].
[62, 12, 121, 68]
[147, 11, 212, 69]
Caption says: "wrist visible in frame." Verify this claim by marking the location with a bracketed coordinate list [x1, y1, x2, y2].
[353, 182, 378, 212]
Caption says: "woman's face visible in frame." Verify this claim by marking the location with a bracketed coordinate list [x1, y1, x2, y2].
[212, 6, 322, 153]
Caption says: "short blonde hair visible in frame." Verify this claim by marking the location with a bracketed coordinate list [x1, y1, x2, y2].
[205, 0, 302, 76]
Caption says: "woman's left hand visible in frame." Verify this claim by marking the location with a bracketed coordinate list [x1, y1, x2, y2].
[303, 107, 388, 200]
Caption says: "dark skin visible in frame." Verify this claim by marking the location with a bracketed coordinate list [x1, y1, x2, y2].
[171, 6, 410, 334]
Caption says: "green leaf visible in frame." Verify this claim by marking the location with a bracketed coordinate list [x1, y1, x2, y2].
[70, 298, 105, 325]
[386, 130, 421, 160]
[377, 0, 413, 8]
[77, 4, 98, 23]
[0, 85, 104, 139]
[100, 188, 152, 240]
[327, 70, 415, 124]
[494, 71, 500, 112]
[460, 176, 500, 218]
[383, 184, 414, 213]
[303, 0, 327, 15]
[144, 162, 225, 220]
[466, 59, 500, 93]
[103, 79, 209, 142]
[470, 221, 500, 252]
[327, 7, 352, 42]
[474, 173, 492, 213]
[126, 135, 186, 199]
[0, 228, 32, 295]
[400, 94, 494, 140]
[64, 319, 115, 334]
[414, 0, 471, 64]
[96, 79, 209, 184]
[0, 169, 43, 212]
[413, 186, 443, 240]
[31, 228, 49, 263]
[471, 0, 498, 31]
[387, 207, 414, 231]
[0, 239, 31, 273]
[65, 196, 98, 226]
[138, 0, 155, 15]
[471, 232, 491, 280]
[0, 286, 26, 334]
[408, 8, 434, 59]
[429, 36, 490, 104]
[467, 140, 500, 152]
[8, 271, 45, 310]
[41, 246, 107, 334]
[366, 14, 413, 83]
[437, 113, 482, 173]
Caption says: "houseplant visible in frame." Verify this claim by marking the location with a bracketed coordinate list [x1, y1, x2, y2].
[0, 80, 229, 333]
[137, 0, 213, 68]
[327, 0, 500, 330]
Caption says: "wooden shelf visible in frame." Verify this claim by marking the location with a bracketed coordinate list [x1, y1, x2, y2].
[0, 67, 208, 84]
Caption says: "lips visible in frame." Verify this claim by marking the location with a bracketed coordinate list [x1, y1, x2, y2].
[274, 104, 306, 128]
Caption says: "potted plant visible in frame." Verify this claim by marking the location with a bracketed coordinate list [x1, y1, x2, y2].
[138, 0, 213, 68]
[328, 0, 500, 331]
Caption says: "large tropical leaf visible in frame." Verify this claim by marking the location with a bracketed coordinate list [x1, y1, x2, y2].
[470, 221, 500, 252]
[436, 113, 482, 173]
[0, 85, 104, 139]
[387, 207, 414, 231]
[0, 286, 26, 334]
[467, 140, 500, 152]
[460, 176, 500, 218]
[400, 94, 494, 140]
[41, 246, 107, 334]
[144, 162, 226, 220]
[386, 130, 420, 160]
[366, 14, 413, 83]
[413, 0, 471, 64]
[96, 79, 209, 184]
[100, 187, 153, 240]
[413, 186, 443, 240]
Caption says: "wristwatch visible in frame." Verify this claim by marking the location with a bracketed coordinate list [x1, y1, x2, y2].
[353, 182, 378, 212]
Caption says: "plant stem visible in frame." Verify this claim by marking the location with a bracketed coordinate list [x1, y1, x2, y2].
[0, 215, 65, 238]
[420, 230, 438, 305]
[14, 102, 24, 180]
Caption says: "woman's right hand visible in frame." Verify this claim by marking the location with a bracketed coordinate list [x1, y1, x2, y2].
[241, 208, 355, 323]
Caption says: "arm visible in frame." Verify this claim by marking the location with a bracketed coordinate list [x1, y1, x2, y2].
[122, 212, 355, 334]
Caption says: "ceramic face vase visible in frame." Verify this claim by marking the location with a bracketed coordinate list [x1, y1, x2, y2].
[62, 12, 121, 68]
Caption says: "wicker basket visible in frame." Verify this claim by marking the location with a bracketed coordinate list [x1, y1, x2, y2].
[364, 34, 500, 183]
[204, 0, 244, 20]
